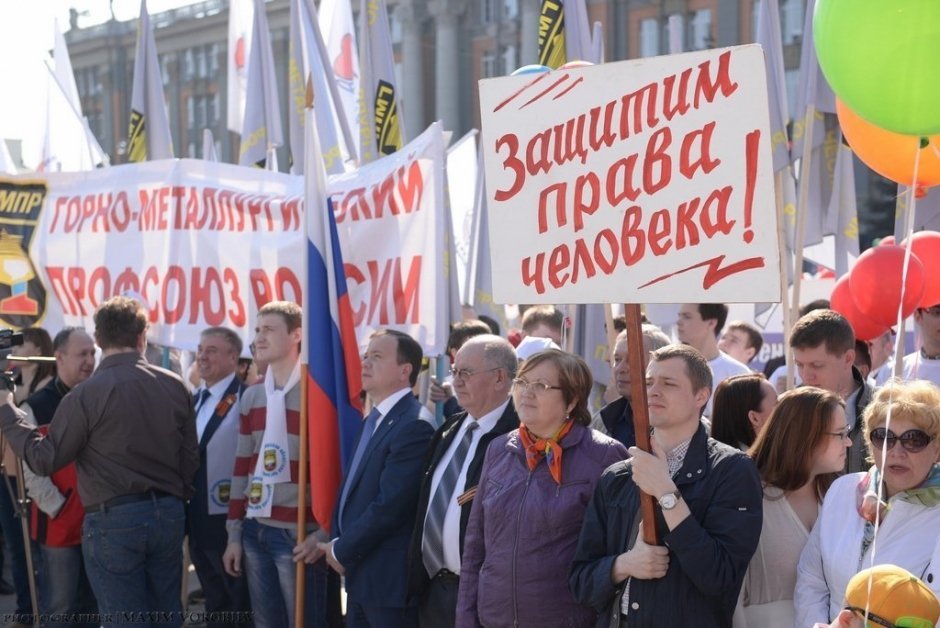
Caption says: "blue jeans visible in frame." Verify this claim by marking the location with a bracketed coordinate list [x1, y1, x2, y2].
[241, 519, 332, 628]
[39, 544, 97, 628]
[82, 495, 185, 628]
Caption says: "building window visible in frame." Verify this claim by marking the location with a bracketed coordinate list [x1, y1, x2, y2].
[184, 49, 194, 80]
[665, 14, 684, 53]
[639, 18, 659, 58]
[782, 0, 803, 45]
[752, 0, 760, 42]
[503, 0, 518, 19]
[689, 9, 712, 50]
[211, 92, 221, 125]
[186, 97, 194, 130]
[501, 45, 517, 75]
[210, 44, 220, 75]
[482, 0, 497, 23]
[197, 47, 207, 79]
[160, 54, 171, 87]
[481, 51, 498, 78]
[390, 12, 402, 44]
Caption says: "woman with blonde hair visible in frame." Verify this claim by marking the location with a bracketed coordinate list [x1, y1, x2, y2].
[456, 350, 627, 627]
[795, 380, 940, 626]
[737, 387, 849, 625]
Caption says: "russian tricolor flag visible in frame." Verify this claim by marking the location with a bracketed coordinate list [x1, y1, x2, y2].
[303, 83, 363, 533]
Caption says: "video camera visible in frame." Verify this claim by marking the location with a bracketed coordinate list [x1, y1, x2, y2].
[0, 330, 25, 393]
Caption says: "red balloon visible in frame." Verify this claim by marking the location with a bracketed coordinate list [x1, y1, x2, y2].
[830, 275, 889, 341]
[900, 231, 940, 308]
[849, 245, 926, 327]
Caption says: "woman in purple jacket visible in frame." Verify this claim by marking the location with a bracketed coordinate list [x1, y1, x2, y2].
[456, 349, 628, 628]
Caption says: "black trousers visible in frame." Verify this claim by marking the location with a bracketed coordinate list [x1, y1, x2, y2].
[188, 531, 252, 627]
[418, 571, 459, 628]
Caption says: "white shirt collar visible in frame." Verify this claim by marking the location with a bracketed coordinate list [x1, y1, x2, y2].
[201, 372, 238, 400]
[372, 386, 414, 419]
[465, 399, 510, 435]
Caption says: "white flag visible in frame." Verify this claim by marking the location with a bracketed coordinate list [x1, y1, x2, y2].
[755, 0, 791, 173]
[239, 0, 283, 167]
[202, 128, 219, 162]
[320, 0, 361, 157]
[288, 0, 349, 175]
[358, 0, 404, 162]
[826, 143, 859, 277]
[564, 0, 595, 62]
[446, 130, 478, 302]
[0, 140, 15, 175]
[128, 0, 173, 162]
[227, 0, 253, 134]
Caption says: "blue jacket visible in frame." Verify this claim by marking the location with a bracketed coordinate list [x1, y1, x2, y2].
[568, 424, 762, 627]
[332, 393, 434, 608]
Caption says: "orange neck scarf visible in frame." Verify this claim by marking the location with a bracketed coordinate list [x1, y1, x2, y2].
[519, 420, 575, 485]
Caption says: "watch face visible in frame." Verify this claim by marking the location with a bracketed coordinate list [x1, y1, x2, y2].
[659, 493, 678, 509]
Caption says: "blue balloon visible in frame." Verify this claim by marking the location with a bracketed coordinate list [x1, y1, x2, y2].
[511, 64, 551, 76]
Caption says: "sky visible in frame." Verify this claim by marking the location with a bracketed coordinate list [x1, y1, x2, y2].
[0, 0, 197, 141]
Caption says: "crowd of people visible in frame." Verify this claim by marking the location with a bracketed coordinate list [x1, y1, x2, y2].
[0, 296, 936, 628]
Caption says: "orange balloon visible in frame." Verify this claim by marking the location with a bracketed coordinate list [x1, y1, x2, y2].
[837, 99, 940, 188]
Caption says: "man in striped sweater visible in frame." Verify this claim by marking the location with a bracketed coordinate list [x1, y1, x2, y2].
[222, 301, 337, 628]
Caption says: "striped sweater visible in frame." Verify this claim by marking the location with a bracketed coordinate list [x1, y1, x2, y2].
[225, 380, 319, 544]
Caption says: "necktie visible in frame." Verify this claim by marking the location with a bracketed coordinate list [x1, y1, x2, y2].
[423, 420, 479, 577]
[338, 408, 380, 528]
[194, 388, 211, 414]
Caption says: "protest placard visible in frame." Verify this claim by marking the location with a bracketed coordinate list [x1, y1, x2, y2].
[478, 45, 780, 304]
[0, 124, 446, 353]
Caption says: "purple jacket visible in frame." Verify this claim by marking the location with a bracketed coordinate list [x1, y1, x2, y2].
[456, 422, 628, 628]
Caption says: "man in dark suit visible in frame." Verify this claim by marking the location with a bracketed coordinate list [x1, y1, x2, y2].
[188, 326, 250, 628]
[407, 335, 520, 627]
[318, 329, 434, 627]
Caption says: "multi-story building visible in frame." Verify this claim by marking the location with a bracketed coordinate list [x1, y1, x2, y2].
[66, 0, 808, 165]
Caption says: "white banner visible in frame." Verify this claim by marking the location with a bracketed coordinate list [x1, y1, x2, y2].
[0, 125, 446, 354]
[478, 45, 780, 304]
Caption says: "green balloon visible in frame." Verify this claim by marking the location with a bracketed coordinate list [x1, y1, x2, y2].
[814, 0, 940, 135]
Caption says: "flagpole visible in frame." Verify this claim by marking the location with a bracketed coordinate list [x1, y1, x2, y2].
[788, 105, 816, 386]
[774, 170, 794, 390]
[294, 78, 316, 628]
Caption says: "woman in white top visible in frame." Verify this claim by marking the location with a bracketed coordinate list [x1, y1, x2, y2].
[737, 387, 849, 626]
[795, 380, 940, 626]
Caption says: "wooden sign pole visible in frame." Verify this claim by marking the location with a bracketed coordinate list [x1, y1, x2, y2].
[624, 303, 659, 545]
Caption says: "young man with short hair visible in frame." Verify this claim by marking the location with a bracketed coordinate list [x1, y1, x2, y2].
[789, 309, 872, 473]
[903, 303, 940, 385]
[677, 303, 750, 415]
[570, 345, 762, 626]
[521, 305, 564, 346]
[223, 301, 336, 628]
[718, 320, 764, 366]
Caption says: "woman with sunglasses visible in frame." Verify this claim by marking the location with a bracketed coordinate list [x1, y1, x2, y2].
[736, 387, 847, 626]
[456, 350, 627, 628]
[795, 380, 940, 626]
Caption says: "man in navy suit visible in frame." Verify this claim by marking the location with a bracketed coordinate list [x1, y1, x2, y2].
[318, 329, 434, 627]
[188, 326, 250, 628]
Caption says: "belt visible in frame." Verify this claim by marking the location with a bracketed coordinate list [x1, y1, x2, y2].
[84, 489, 175, 514]
[431, 569, 460, 584]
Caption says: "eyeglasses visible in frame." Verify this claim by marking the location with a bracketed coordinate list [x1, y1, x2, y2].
[450, 366, 500, 381]
[512, 378, 563, 394]
[846, 606, 934, 628]
[869, 427, 934, 454]
[825, 426, 852, 440]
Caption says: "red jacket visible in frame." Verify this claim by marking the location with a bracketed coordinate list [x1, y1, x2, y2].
[30, 425, 84, 547]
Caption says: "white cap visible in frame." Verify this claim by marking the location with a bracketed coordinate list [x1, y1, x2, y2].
[515, 336, 561, 361]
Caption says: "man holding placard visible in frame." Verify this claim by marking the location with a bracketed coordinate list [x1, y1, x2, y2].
[569, 345, 762, 626]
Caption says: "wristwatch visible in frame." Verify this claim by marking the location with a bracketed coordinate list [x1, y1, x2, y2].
[658, 490, 682, 510]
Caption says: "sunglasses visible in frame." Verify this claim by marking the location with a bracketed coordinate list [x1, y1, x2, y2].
[846, 606, 935, 628]
[869, 427, 934, 454]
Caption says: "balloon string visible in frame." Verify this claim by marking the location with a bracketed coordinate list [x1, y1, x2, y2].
[864, 143, 922, 621]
